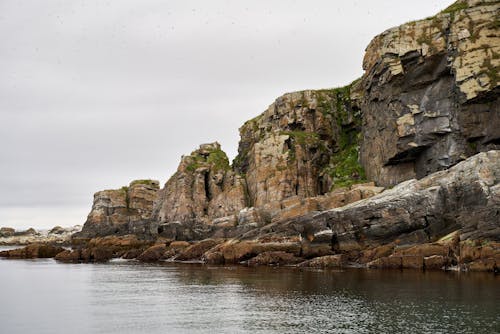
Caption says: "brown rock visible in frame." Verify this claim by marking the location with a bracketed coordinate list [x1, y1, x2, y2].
[175, 239, 219, 261]
[0, 243, 65, 259]
[234, 88, 366, 208]
[76, 180, 160, 238]
[202, 243, 226, 264]
[247, 251, 302, 266]
[424, 255, 450, 270]
[54, 249, 82, 262]
[402, 255, 424, 269]
[359, 244, 395, 264]
[298, 254, 346, 268]
[396, 243, 449, 257]
[467, 258, 497, 272]
[300, 242, 333, 259]
[82, 247, 114, 262]
[137, 244, 167, 262]
[367, 256, 402, 269]
[122, 248, 146, 260]
[218, 240, 302, 264]
[152, 142, 247, 240]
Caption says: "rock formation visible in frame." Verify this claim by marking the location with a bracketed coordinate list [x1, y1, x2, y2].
[358, 0, 499, 186]
[66, 0, 499, 272]
[273, 150, 500, 249]
[234, 88, 364, 207]
[151, 142, 247, 240]
[75, 179, 160, 238]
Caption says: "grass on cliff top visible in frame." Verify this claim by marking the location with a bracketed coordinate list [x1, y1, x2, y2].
[130, 179, 156, 187]
[440, 1, 468, 15]
[186, 147, 230, 172]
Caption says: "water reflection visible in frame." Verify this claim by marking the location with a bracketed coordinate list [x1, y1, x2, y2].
[1, 258, 498, 334]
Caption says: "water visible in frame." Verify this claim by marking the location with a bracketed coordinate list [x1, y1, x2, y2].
[0, 254, 498, 334]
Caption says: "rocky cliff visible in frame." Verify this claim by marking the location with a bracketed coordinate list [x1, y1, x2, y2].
[69, 0, 499, 271]
[76, 179, 160, 238]
[234, 87, 364, 207]
[358, 0, 499, 186]
[151, 142, 247, 240]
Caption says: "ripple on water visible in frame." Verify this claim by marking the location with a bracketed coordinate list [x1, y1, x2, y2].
[0, 259, 498, 334]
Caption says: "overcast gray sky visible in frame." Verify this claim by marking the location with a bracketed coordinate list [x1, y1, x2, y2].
[0, 0, 453, 229]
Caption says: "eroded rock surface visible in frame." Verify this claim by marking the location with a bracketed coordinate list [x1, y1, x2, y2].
[151, 142, 247, 240]
[359, 0, 500, 186]
[234, 88, 365, 208]
[288, 151, 499, 252]
[76, 180, 159, 238]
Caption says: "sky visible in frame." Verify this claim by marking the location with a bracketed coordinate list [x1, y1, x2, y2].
[0, 0, 454, 229]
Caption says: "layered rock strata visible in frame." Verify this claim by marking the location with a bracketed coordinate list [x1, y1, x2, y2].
[358, 0, 500, 186]
[65, 0, 500, 272]
[75, 180, 160, 238]
[151, 143, 247, 240]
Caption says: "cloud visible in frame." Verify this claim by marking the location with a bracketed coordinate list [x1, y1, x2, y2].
[0, 0, 453, 228]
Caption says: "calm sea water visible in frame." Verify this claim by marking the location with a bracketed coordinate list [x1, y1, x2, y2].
[0, 251, 499, 334]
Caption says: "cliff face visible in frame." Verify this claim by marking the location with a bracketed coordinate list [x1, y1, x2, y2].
[151, 142, 247, 239]
[76, 180, 159, 238]
[234, 87, 364, 209]
[76, 0, 499, 256]
[359, 0, 500, 186]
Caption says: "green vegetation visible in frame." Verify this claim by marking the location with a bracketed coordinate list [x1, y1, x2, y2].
[120, 186, 130, 209]
[207, 147, 231, 171]
[322, 140, 367, 189]
[482, 58, 499, 87]
[317, 81, 367, 189]
[130, 179, 156, 187]
[281, 131, 320, 146]
[440, 1, 468, 15]
[186, 147, 230, 172]
[487, 19, 500, 30]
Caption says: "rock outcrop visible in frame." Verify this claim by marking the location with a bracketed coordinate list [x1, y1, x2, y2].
[282, 151, 499, 252]
[69, 1, 499, 272]
[0, 243, 65, 259]
[358, 0, 500, 186]
[151, 142, 247, 240]
[234, 87, 365, 208]
[76, 179, 159, 238]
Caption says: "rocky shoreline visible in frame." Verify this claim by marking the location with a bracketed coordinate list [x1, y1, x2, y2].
[2, 0, 499, 273]
[0, 225, 81, 246]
